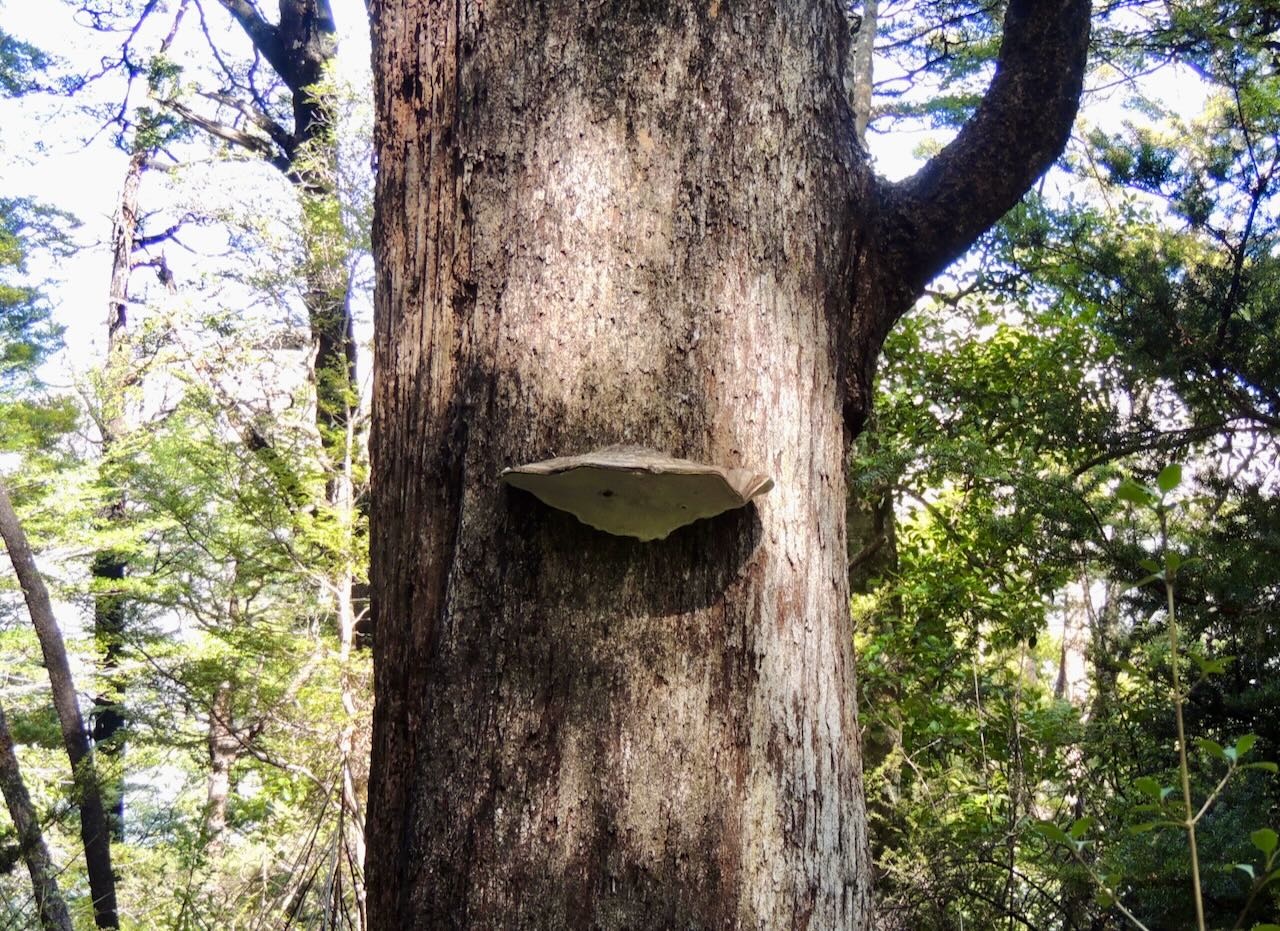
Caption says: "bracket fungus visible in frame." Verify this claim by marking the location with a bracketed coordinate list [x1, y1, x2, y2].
[501, 445, 774, 541]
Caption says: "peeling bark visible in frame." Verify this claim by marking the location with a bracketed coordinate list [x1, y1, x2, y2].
[365, 0, 1089, 927]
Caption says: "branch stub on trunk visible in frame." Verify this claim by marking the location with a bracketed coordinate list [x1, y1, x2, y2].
[501, 445, 774, 542]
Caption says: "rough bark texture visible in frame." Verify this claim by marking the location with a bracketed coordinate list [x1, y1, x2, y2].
[365, 0, 1089, 927]
[0, 479, 119, 929]
[844, 0, 877, 143]
[0, 702, 75, 931]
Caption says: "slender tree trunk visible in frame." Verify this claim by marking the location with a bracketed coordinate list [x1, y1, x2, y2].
[365, 0, 1089, 926]
[0, 478, 119, 929]
[0, 702, 75, 931]
[92, 147, 149, 843]
[92, 6, 190, 839]
[335, 464, 369, 928]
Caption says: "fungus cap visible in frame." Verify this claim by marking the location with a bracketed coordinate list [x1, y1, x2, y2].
[501, 445, 774, 541]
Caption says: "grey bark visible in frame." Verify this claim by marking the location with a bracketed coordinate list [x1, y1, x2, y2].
[365, 0, 1089, 927]
[202, 680, 238, 843]
[0, 701, 75, 931]
[845, 0, 878, 143]
[0, 477, 119, 928]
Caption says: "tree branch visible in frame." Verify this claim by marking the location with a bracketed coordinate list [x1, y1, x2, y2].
[198, 89, 294, 157]
[161, 97, 292, 173]
[214, 0, 289, 81]
[877, 0, 1091, 316]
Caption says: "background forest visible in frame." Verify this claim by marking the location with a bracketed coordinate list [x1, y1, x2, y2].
[0, 0, 1277, 929]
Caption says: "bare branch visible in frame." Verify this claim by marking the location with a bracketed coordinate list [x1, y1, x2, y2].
[161, 97, 292, 173]
[198, 89, 293, 157]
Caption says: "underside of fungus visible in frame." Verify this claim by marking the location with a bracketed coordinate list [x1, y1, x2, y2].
[500, 445, 774, 541]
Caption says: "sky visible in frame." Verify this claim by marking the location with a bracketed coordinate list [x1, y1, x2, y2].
[1, 0, 373, 385]
[1, 0, 1208, 389]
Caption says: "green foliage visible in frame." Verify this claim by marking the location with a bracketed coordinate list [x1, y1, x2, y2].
[0, 28, 51, 97]
[859, 4, 1280, 926]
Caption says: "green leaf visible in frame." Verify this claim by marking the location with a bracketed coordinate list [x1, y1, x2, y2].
[1116, 479, 1155, 506]
[1130, 821, 1160, 834]
[1128, 573, 1162, 591]
[1165, 551, 1183, 574]
[1252, 828, 1278, 856]
[1134, 776, 1161, 799]
[1236, 734, 1258, 757]
[1193, 655, 1234, 676]
[1069, 816, 1095, 839]
[1139, 557, 1161, 573]
[1157, 463, 1183, 493]
[1197, 738, 1227, 761]
[1250, 925, 1280, 931]
[1032, 821, 1073, 846]
[1243, 761, 1279, 773]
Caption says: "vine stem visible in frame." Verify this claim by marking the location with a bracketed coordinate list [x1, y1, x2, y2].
[1163, 507, 1206, 931]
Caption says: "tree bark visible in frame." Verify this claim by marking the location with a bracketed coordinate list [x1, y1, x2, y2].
[845, 0, 877, 143]
[0, 701, 75, 931]
[202, 680, 239, 844]
[365, 0, 1089, 927]
[0, 478, 119, 929]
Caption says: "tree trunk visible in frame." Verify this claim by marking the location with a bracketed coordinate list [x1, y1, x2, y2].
[365, 0, 1089, 927]
[0, 478, 119, 929]
[92, 146, 148, 843]
[93, 6, 191, 840]
[202, 680, 239, 844]
[0, 701, 75, 931]
[211, 0, 358, 478]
